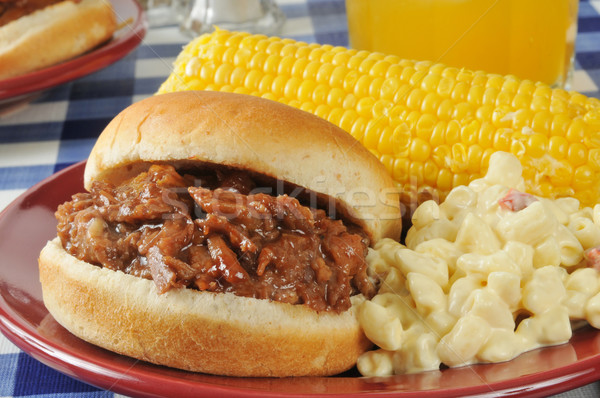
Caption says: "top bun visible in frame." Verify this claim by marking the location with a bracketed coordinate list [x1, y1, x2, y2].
[85, 91, 402, 242]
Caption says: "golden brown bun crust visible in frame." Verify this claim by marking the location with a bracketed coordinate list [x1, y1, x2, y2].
[39, 238, 372, 377]
[84, 91, 402, 242]
[0, 0, 117, 80]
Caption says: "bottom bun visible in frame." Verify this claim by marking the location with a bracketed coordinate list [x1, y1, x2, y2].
[38, 238, 372, 377]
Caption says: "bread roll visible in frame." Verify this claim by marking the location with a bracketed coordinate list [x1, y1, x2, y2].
[0, 0, 117, 80]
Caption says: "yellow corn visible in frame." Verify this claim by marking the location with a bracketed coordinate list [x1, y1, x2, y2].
[158, 29, 600, 209]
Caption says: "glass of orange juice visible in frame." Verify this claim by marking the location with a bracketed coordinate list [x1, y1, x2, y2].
[345, 0, 579, 88]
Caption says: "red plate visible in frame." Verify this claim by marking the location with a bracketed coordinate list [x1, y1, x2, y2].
[0, 0, 147, 101]
[1, 162, 600, 397]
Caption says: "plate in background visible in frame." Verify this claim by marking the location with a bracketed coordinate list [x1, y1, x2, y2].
[0, 0, 147, 101]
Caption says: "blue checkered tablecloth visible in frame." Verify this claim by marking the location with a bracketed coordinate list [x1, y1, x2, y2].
[1, 0, 600, 396]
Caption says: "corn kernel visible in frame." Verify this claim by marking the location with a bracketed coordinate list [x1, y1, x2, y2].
[364, 118, 387, 149]
[280, 42, 299, 57]
[314, 104, 331, 120]
[482, 86, 499, 106]
[302, 60, 321, 80]
[476, 104, 494, 123]
[214, 63, 234, 85]
[409, 161, 425, 184]
[354, 75, 372, 98]
[566, 118, 587, 143]
[458, 120, 478, 145]
[527, 133, 549, 158]
[359, 58, 378, 74]
[312, 84, 329, 104]
[430, 121, 446, 148]
[437, 76, 455, 98]
[492, 128, 512, 151]
[393, 157, 410, 182]
[405, 110, 421, 130]
[531, 96, 550, 113]
[437, 98, 454, 120]
[277, 55, 296, 76]
[410, 138, 432, 162]
[421, 93, 442, 115]
[343, 93, 358, 110]
[350, 117, 368, 142]
[552, 113, 571, 137]
[510, 139, 526, 158]
[451, 81, 470, 102]
[369, 77, 385, 98]
[549, 136, 569, 159]
[373, 99, 393, 119]
[291, 57, 310, 77]
[299, 101, 316, 114]
[249, 52, 269, 70]
[478, 122, 495, 149]
[371, 60, 392, 77]
[433, 145, 452, 168]
[380, 77, 401, 101]
[437, 168, 454, 191]
[445, 120, 461, 145]
[467, 144, 484, 174]
[416, 114, 436, 141]
[283, 77, 302, 99]
[512, 108, 533, 129]
[297, 79, 317, 103]
[451, 143, 468, 172]
[339, 109, 358, 133]
[467, 85, 485, 106]
[410, 70, 428, 87]
[453, 172, 471, 187]
[407, 88, 426, 110]
[326, 87, 345, 108]
[567, 143, 588, 167]
[573, 165, 594, 189]
[377, 126, 394, 155]
[316, 63, 336, 84]
[357, 97, 376, 118]
[271, 75, 287, 96]
[531, 110, 552, 135]
[230, 67, 246, 87]
[452, 102, 473, 121]
[329, 65, 349, 88]
[549, 160, 573, 187]
[589, 149, 600, 170]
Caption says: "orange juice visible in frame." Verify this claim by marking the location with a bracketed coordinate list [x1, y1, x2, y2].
[346, 0, 579, 87]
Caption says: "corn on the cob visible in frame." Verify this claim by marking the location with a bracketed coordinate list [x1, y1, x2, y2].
[158, 29, 600, 209]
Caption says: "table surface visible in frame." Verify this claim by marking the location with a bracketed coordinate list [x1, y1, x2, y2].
[1, 0, 600, 397]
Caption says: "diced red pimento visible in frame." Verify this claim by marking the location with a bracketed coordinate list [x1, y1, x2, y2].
[498, 188, 538, 211]
[585, 247, 600, 271]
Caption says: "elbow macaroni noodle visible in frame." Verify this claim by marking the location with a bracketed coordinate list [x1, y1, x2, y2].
[357, 151, 600, 376]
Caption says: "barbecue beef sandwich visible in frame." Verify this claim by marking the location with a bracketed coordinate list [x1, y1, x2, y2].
[38, 90, 403, 377]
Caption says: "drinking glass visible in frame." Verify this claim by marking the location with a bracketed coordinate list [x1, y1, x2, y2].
[346, 0, 579, 88]
[180, 0, 285, 37]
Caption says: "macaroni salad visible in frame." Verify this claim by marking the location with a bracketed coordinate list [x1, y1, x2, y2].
[357, 151, 600, 376]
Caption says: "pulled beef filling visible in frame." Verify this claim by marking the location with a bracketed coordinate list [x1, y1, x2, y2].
[0, 0, 66, 27]
[56, 164, 374, 313]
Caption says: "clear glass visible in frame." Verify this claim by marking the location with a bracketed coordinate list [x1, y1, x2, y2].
[180, 0, 285, 37]
[346, 0, 579, 88]
[138, 0, 190, 27]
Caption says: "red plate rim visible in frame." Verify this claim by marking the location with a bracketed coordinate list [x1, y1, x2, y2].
[0, 162, 600, 397]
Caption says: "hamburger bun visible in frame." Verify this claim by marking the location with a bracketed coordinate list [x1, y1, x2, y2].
[0, 0, 117, 80]
[39, 91, 403, 377]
